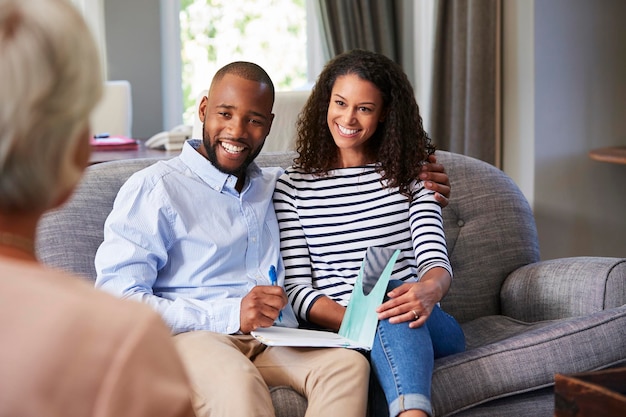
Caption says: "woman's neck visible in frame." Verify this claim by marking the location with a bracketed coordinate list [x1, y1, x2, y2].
[335, 150, 376, 168]
[0, 213, 40, 262]
[0, 231, 37, 262]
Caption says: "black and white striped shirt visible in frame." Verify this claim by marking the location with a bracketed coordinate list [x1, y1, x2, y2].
[273, 165, 452, 321]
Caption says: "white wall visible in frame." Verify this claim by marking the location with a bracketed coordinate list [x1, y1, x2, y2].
[505, 0, 626, 260]
[104, 0, 164, 139]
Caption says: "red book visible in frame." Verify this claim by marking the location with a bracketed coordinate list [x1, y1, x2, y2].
[90, 135, 138, 150]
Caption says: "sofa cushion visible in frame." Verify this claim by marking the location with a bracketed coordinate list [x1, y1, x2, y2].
[431, 305, 626, 416]
[269, 386, 307, 417]
[435, 151, 540, 324]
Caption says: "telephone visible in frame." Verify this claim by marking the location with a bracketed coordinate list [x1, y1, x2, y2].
[145, 124, 193, 151]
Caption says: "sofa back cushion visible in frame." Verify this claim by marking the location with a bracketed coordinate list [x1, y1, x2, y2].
[37, 158, 153, 281]
[435, 151, 540, 322]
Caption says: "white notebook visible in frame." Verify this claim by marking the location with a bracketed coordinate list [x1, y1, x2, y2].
[251, 326, 370, 350]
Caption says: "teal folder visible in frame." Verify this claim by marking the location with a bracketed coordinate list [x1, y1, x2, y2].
[338, 246, 401, 349]
[252, 246, 401, 350]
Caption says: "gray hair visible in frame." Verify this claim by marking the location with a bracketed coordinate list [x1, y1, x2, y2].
[0, 0, 103, 212]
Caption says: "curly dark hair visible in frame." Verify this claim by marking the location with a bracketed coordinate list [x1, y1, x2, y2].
[295, 49, 435, 198]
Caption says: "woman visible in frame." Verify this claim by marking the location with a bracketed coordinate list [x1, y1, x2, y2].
[273, 49, 465, 417]
[0, 0, 193, 415]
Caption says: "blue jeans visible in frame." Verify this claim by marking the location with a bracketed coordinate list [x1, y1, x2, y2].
[368, 280, 465, 417]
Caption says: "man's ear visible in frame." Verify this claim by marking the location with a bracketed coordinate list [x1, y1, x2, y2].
[265, 112, 275, 136]
[199, 95, 208, 123]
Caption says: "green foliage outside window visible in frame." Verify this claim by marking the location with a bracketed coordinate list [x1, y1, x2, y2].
[180, 0, 307, 125]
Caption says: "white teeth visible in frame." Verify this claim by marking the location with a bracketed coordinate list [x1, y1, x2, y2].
[221, 142, 244, 153]
[338, 124, 359, 135]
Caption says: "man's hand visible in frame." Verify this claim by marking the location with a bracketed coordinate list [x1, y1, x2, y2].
[239, 285, 287, 334]
[420, 153, 451, 208]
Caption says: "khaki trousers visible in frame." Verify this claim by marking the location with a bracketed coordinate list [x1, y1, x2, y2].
[174, 331, 369, 417]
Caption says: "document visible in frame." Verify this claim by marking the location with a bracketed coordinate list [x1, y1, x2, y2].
[251, 326, 371, 350]
[252, 246, 400, 351]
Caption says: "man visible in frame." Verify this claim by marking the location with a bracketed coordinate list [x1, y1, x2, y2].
[95, 61, 451, 417]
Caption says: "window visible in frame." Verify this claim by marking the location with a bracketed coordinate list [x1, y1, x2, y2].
[165, 0, 321, 126]
[70, 0, 108, 78]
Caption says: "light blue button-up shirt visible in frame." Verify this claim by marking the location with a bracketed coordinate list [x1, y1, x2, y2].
[95, 140, 298, 335]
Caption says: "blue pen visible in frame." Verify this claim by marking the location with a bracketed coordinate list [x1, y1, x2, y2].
[269, 265, 283, 322]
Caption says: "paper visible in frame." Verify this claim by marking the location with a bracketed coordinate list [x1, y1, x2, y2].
[252, 247, 400, 351]
[251, 326, 370, 350]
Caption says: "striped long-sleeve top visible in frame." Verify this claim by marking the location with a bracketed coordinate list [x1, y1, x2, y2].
[273, 164, 452, 321]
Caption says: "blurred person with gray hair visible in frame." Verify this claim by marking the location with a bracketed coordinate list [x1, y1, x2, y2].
[0, 0, 195, 415]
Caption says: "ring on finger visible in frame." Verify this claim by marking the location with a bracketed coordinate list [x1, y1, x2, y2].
[411, 310, 419, 320]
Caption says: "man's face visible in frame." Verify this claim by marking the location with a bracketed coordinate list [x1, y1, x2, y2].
[198, 73, 274, 178]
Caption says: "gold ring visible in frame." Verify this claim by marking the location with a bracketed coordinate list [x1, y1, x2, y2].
[411, 310, 419, 320]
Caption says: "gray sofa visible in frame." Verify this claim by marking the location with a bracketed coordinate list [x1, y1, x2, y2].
[36, 150, 626, 417]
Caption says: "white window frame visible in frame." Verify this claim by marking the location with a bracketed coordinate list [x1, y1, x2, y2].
[70, 0, 108, 79]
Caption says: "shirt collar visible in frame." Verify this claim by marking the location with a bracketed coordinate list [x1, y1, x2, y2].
[179, 139, 262, 194]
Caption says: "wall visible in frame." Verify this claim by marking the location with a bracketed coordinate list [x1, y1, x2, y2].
[104, 0, 163, 139]
[533, 0, 626, 259]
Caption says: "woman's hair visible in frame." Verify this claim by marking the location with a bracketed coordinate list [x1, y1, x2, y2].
[295, 49, 435, 197]
[0, 0, 103, 213]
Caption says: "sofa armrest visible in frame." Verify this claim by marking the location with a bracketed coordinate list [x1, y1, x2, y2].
[500, 257, 626, 322]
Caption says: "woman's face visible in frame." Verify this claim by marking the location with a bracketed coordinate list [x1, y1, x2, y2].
[326, 74, 385, 166]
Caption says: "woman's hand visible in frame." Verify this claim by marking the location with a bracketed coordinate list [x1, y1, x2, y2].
[376, 269, 451, 329]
